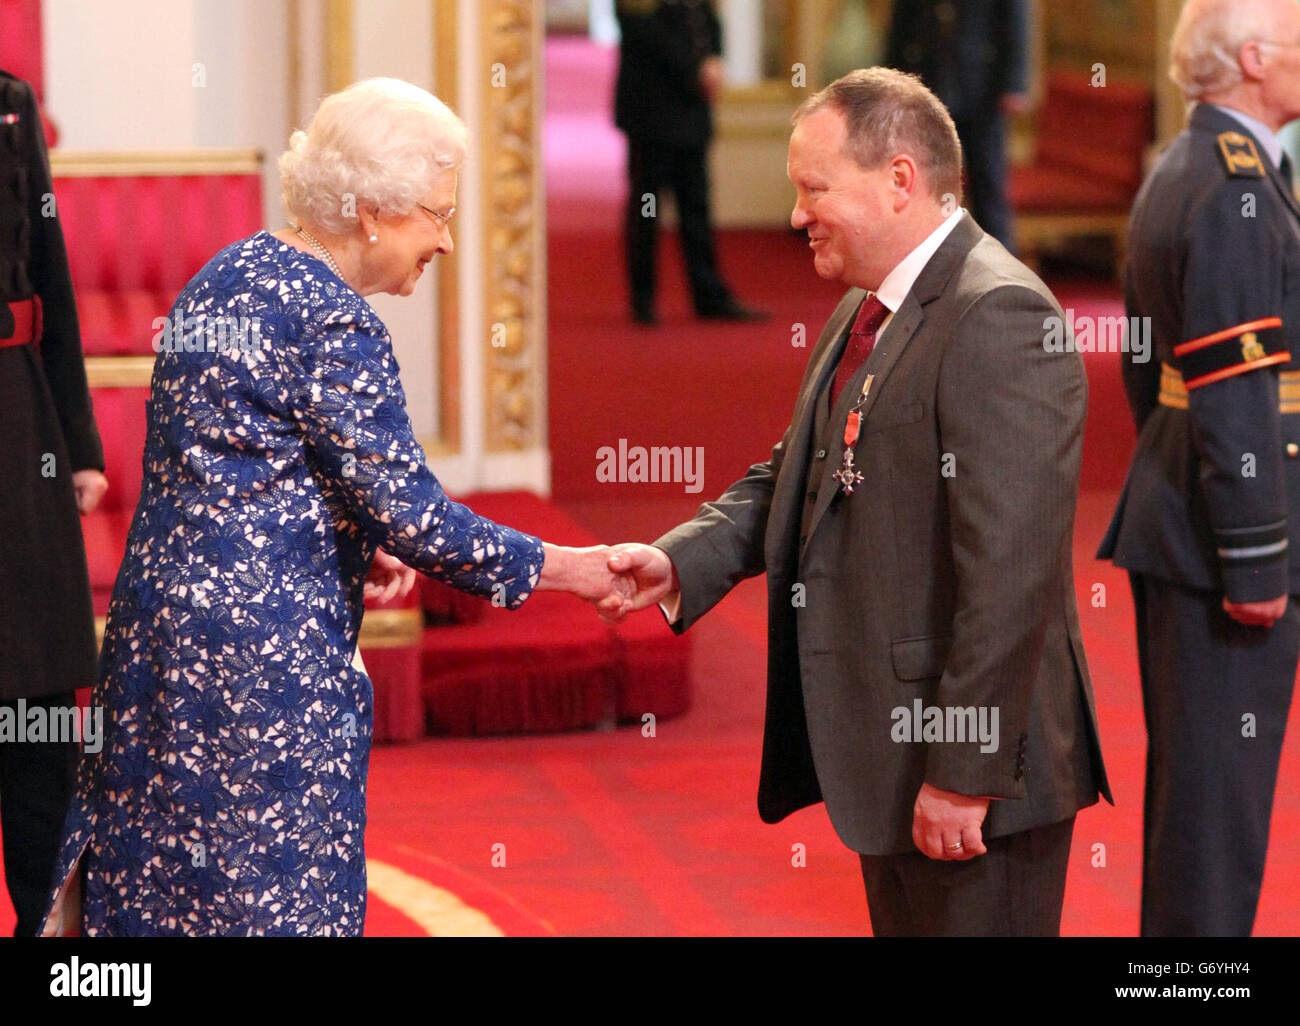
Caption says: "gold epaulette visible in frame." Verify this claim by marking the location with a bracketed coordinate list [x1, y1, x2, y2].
[1217, 131, 1266, 178]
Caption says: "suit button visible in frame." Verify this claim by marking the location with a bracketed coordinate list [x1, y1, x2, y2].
[800, 534, 808, 546]
[1288, 443, 1298, 458]
[815, 449, 827, 459]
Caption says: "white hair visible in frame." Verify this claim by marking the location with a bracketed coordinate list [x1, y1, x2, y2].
[1170, 0, 1293, 101]
[279, 77, 468, 235]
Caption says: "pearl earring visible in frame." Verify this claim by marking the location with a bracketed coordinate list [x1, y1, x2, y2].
[369, 234, 378, 244]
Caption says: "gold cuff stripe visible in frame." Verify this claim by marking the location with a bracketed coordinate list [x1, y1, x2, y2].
[1160, 362, 1300, 410]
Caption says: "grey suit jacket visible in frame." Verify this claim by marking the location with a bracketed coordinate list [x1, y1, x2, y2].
[655, 215, 1112, 855]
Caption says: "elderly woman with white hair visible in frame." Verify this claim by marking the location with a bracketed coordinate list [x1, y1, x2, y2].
[37, 78, 629, 936]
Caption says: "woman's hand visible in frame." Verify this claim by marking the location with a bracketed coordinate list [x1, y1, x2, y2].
[364, 549, 416, 604]
[537, 543, 635, 617]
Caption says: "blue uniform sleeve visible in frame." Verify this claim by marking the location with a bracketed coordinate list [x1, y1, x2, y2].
[277, 306, 545, 608]
[1179, 178, 1290, 602]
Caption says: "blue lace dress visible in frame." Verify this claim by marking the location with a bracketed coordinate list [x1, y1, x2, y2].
[37, 231, 545, 936]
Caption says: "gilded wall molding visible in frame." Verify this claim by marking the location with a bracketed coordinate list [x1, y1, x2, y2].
[479, 0, 542, 452]
[436, 0, 462, 452]
[324, 0, 355, 94]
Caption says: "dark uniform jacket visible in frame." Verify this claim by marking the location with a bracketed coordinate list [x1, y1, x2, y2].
[656, 216, 1110, 855]
[613, 0, 722, 150]
[1099, 104, 1300, 602]
[0, 70, 103, 700]
[885, 0, 1030, 120]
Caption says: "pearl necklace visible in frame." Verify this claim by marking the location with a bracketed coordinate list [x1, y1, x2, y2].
[295, 225, 343, 280]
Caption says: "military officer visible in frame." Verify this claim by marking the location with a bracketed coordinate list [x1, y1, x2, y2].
[0, 69, 106, 936]
[885, 0, 1030, 249]
[613, 0, 766, 324]
[1098, 0, 1300, 936]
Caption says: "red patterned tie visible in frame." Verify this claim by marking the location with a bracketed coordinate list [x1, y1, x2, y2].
[830, 294, 890, 408]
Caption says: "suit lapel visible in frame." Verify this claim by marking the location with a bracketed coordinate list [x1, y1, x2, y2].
[801, 215, 985, 559]
[765, 290, 864, 565]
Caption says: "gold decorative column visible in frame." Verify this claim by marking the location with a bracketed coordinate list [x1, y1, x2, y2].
[479, 0, 545, 453]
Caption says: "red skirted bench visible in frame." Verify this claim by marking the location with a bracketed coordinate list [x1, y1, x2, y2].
[1010, 70, 1154, 271]
[406, 491, 692, 740]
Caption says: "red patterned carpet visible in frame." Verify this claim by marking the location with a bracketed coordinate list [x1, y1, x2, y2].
[1, 36, 1297, 937]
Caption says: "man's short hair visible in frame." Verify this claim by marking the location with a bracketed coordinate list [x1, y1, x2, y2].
[792, 67, 963, 204]
[1170, 0, 1291, 102]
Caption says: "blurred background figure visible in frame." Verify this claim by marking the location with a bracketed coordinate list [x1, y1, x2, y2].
[0, 67, 106, 936]
[885, 0, 1031, 249]
[613, 0, 767, 324]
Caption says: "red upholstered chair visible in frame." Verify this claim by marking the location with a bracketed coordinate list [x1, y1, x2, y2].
[0, 0, 56, 144]
[53, 162, 264, 356]
[52, 153, 264, 632]
[1009, 70, 1154, 273]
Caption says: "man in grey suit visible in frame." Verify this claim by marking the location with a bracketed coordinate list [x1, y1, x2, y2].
[604, 68, 1111, 936]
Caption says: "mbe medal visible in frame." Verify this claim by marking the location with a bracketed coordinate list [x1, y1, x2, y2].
[833, 411, 865, 496]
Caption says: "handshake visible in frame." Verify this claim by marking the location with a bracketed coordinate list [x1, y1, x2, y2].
[363, 542, 680, 622]
[536, 542, 679, 623]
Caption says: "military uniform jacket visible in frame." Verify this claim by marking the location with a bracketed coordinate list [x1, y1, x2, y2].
[0, 70, 103, 700]
[613, 0, 722, 150]
[885, 0, 1030, 120]
[655, 216, 1110, 855]
[1099, 104, 1300, 602]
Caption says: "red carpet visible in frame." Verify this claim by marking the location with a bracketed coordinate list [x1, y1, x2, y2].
[1, 36, 1297, 937]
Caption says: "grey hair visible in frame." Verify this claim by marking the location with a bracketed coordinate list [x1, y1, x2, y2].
[279, 77, 468, 235]
[1170, 0, 1292, 101]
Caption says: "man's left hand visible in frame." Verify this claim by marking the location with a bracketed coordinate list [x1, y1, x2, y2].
[999, 93, 1031, 116]
[912, 782, 990, 861]
[699, 57, 725, 101]
[72, 469, 109, 516]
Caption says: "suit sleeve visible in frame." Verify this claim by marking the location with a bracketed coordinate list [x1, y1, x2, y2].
[24, 84, 104, 473]
[651, 288, 863, 633]
[926, 284, 1087, 798]
[1176, 179, 1289, 603]
[652, 428, 789, 633]
[705, 0, 722, 57]
[279, 312, 545, 607]
[995, 0, 1031, 98]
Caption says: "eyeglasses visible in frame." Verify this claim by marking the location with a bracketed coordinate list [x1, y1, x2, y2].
[416, 202, 455, 227]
